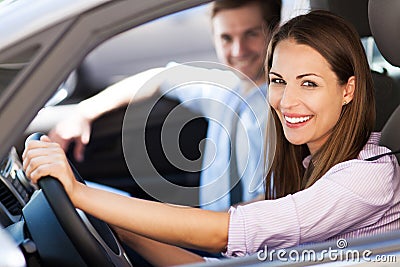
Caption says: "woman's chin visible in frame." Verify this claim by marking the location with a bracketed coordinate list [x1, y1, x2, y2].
[284, 135, 306, 146]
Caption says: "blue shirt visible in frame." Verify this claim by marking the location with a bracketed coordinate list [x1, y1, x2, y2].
[161, 63, 269, 210]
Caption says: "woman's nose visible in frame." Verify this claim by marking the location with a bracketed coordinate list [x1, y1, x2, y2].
[279, 85, 299, 109]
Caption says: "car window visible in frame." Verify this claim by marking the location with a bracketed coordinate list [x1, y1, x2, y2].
[80, 3, 216, 94]
[364, 37, 400, 78]
[0, 44, 40, 95]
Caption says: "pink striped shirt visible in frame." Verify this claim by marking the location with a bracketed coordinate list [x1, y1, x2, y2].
[225, 132, 400, 257]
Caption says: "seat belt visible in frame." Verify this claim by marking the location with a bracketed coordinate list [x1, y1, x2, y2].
[228, 83, 267, 206]
[229, 105, 243, 206]
[365, 149, 400, 161]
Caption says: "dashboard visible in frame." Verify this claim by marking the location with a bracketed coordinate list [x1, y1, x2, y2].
[0, 148, 35, 227]
[0, 146, 132, 267]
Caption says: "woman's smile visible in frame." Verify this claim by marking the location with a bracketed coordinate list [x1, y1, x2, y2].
[283, 113, 314, 128]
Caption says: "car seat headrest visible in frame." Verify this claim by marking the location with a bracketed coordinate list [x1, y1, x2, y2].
[310, 0, 371, 37]
[369, 0, 400, 67]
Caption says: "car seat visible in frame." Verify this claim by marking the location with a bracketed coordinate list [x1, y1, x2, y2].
[369, 0, 400, 165]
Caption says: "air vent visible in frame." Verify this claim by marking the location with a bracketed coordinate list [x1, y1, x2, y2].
[0, 154, 12, 178]
[0, 181, 22, 216]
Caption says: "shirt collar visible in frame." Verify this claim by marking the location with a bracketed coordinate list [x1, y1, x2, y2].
[301, 132, 381, 168]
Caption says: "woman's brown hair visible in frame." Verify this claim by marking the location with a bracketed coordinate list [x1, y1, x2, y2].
[265, 10, 375, 199]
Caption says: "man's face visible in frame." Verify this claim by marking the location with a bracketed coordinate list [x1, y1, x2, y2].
[212, 2, 268, 85]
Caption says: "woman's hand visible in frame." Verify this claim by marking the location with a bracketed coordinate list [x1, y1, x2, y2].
[22, 135, 79, 201]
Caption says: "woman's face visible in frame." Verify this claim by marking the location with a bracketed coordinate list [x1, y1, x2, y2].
[268, 39, 354, 155]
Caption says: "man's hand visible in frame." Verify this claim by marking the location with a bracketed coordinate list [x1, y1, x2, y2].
[48, 111, 92, 162]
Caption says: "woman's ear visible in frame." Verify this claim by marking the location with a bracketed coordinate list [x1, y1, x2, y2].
[342, 76, 355, 105]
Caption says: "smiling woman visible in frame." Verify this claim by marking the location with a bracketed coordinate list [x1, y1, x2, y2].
[22, 9, 400, 266]
[268, 40, 355, 154]
[266, 9, 376, 197]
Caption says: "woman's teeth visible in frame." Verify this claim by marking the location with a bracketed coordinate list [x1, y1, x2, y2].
[284, 115, 312, 124]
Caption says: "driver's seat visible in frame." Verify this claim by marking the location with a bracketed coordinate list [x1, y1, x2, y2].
[369, 0, 400, 165]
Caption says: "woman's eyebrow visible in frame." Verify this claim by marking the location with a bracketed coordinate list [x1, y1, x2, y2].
[268, 72, 323, 79]
[296, 73, 322, 79]
[268, 71, 282, 77]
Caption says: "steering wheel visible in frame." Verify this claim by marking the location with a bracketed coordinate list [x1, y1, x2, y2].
[26, 133, 132, 267]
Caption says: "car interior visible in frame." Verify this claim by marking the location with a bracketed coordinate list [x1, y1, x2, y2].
[368, 0, 400, 164]
[188, 1, 400, 267]
[20, 0, 400, 200]
[17, 4, 216, 201]
[0, 0, 399, 266]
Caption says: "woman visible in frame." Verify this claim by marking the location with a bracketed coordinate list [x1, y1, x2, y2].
[23, 10, 399, 265]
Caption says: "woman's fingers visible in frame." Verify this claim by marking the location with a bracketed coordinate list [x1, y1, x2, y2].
[22, 135, 80, 201]
[22, 138, 71, 184]
[22, 140, 63, 169]
[23, 138, 59, 156]
[24, 153, 66, 183]
[40, 135, 53, 142]
[25, 162, 53, 183]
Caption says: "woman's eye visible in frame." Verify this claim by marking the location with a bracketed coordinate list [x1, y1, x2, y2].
[302, 81, 317, 87]
[270, 78, 285, 85]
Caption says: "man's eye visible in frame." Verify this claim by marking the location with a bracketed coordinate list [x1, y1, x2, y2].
[302, 81, 318, 87]
[221, 35, 232, 43]
[246, 31, 261, 38]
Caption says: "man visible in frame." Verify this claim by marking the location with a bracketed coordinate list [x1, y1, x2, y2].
[48, 0, 282, 211]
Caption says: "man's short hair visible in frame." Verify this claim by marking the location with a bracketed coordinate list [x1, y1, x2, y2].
[211, 0, 282, 31]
